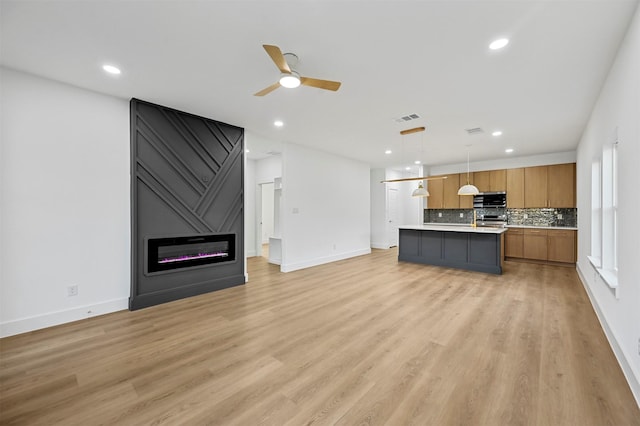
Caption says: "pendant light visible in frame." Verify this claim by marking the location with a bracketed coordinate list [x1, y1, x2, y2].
[412, 181, 429, 197]
[458, 148, 479, 196]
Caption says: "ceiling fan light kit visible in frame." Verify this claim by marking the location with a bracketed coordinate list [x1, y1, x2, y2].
[279, 71, 300, 88]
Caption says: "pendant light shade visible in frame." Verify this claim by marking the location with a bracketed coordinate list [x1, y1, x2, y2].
[412, 181, 429, 197]
[458, 183, 479, 195]
[458, 149, 479, 196]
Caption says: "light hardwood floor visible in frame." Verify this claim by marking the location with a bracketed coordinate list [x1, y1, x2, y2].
[1, 249, 639, 425]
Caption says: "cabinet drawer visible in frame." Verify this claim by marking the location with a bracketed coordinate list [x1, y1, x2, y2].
[506, 228, 524, 235]
[523, 229, 548, 236]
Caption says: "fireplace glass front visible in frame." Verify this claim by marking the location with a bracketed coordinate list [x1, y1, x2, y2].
[147, 234, 235, 273]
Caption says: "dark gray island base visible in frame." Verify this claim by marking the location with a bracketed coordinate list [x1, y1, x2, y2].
[398, 225, 507, 274]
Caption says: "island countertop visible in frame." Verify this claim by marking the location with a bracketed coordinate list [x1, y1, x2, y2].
[399, 224, 509, 234]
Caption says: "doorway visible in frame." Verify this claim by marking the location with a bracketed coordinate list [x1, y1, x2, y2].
[259, 182, 275, 259]
[387, 187, 399, 247]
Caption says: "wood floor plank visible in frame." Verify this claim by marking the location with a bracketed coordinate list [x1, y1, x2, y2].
[1, 248, 638, 425]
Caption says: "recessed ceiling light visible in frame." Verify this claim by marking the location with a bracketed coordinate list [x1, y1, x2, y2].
[505, 148, 514, 153]
[245, 149, 250, 153]
[102, 64, 121, 75]
[489, 38, 509, 50]
[274, 120, 284, 127]
[492, 131, 503, 137]
[385, 150, 392, 154]
[414, 160, 421, 164]
[405, 167, 411, 170]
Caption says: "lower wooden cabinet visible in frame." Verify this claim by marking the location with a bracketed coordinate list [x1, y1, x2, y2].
[523, 229, 548, 260]
[547, 230, 577, 263]
[504, 228, 523, 258]
[505, 227, 576, 264]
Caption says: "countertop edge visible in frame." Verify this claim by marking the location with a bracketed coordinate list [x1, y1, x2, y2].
[400, 224, 508, 234]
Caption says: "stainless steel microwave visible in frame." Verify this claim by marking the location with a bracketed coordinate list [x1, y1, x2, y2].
[473, 192, 507, 208]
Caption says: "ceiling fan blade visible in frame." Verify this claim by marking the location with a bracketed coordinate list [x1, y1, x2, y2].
[254, 82, 281, 96]
[263, 44, 291, 73]
[300, 77, 341, 91]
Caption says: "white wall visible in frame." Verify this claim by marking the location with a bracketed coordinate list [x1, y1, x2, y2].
[281, 143, 371, 272]
[0, 68, 130, 337]
[370, 169, 387, 248]
[576, 4, 640, 405]
[255, 155, 282, 184]
[244, 158, 256, 258]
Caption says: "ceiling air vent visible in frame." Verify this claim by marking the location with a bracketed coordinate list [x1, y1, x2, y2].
[465, 127, 484, 135]
[394, 113, 421, 123]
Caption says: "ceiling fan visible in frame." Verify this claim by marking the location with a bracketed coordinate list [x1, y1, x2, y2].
[254, 44, 342, 96]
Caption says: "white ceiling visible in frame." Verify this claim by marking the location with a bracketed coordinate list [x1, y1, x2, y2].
[1, 0, 637, 169]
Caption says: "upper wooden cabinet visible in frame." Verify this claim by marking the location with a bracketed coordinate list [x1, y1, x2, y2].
[524, 163, 575, 208]
[489, 169, 506, 191]
[506, 168, 525, 208]
[473, 170, 506, 193]
[427, 174, 461, 209]
[443, 174, 460, 209]
[427, 176, 444, 209]
[426, 163, 575, 210]
[548, 163, 576, 207]
[524, 166, 548, 207]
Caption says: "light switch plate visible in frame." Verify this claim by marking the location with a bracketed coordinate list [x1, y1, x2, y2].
[557, 214, 563, 219]
[438, 212, 442, 217]
[523, 214, 528, 219]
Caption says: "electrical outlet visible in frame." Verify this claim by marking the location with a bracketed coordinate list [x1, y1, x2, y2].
[459, 213, 464, 218]
[557, 214, 563, 220]
[438, 212, 442, 218]
[67, 285, 78, 297]
[523, 214, 528, 219]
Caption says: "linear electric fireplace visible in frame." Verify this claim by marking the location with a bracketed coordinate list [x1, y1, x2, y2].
[147, 234, 236, 274]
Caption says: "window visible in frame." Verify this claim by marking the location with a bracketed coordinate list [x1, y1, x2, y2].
[589, 128, 618, 291]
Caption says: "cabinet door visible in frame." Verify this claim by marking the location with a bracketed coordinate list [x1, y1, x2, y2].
[489, 169, 507, 192]
[505, 228, 524, 258]
[548, 163, 576, 208]
[525, 166, 548, 207]
[443, 174, 460, 209]
[473, 171, 490, 193]
[506, 168, 525, 208]
[427, 177, 444, 209]
[547, 230, 576, 263]
[523, 229, 548, 260]
[459, 173, 474, 209]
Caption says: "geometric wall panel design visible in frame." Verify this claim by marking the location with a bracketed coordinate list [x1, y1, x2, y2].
[130, 99, 245, 310]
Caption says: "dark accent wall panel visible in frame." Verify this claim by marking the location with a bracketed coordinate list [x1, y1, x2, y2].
[130, 99, 245, 310]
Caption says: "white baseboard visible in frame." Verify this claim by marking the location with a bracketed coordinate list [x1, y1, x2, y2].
[0, 298, 128, 338]
[371, 242, 391, 249]
[281, 248, 372, 273]
[576, 265, 640, 408]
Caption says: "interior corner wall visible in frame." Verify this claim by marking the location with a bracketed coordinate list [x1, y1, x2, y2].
[575, 3, 640, 405]
[281, 143, 371, 272]
[0, 68, 130, 337]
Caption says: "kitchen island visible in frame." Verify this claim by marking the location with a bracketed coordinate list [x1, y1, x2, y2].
[398, 224, 508, 274]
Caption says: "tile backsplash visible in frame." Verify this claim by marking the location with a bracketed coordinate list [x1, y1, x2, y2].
[424, 208, 577, 228]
